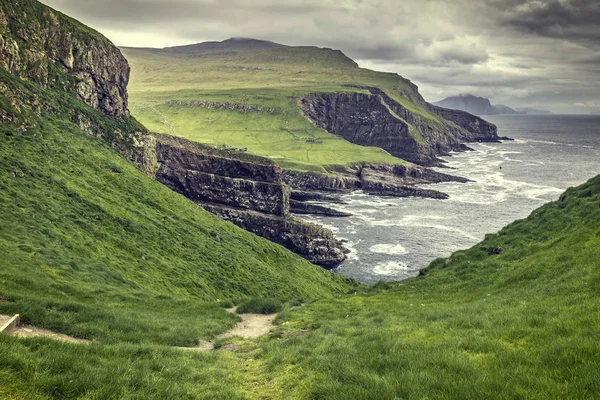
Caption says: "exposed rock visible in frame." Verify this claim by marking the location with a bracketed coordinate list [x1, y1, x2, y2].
[289, 200, 352, 217]
[299, 87, 502, 166]
[300, 92, 433, 165]
[283, 163, 466, 201]
[201, 203, 347, 268]
[283, 170, 360, 193]
[0, 0, 130, 118]
[290, 190, 346, 204]
[152, 134, 347, 266]
[155, 135, 289, 216]
[166, 100, 275, 114]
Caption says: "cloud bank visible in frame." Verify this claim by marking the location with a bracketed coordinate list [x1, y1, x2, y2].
[42, 0, 600, 113]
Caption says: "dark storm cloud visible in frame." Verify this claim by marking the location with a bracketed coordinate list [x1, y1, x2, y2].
[490, 0, 600, 47]
[40, 0, 600, 113]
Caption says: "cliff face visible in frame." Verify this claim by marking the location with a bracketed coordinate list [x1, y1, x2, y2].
[0, 0, 129, 118]
[299, 87, 500, 166]
[156, 136, 289, 216]
[299, 92, 434, 165]
[153, 135, 348, 267]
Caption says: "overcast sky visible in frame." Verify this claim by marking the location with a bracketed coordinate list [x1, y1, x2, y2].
[41, 0, 600, 113]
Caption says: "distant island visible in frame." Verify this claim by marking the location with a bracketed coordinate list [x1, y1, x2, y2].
[434, 94, 553, 116]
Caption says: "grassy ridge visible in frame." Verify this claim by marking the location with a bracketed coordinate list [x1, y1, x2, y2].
[0, 70, 356, 346]
[121, 46, 441, 172]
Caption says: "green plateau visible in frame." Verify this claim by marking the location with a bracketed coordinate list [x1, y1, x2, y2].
[121, 41, 447, 173]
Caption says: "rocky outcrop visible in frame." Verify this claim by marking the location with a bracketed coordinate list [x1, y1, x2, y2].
[0, 0, 129, 118]
[166, 100, 275, 114]
[289, 200, 352, 217]
[155, 135, 289, 216]
[299, 92, 435, 165]
[299, 87, 501, 166]
[201, 203, 347, 269]
[290, 190, 346, 204]
[283, 163, 467, 199]
[152, 134, 347, 267]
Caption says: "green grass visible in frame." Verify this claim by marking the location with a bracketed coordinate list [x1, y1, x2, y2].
[2, 3, 599, 396]
[2, 68, 599, 399]
[121, 46, 448, 172]
[236, 298, 283, 315]
[3, 173, 598, 399]
[0, 70, 357, 347]
[251, 175, 600, 399]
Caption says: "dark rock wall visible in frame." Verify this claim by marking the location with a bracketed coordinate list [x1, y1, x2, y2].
[299, 88, 500, 166]
[201, 204, 347, 268]
[283, 164, 466, 199]
[299, 92, 433, 164]
[0, 0, 129, 118]
[155, 139, 290, 216]
[153, 135, 348, 266]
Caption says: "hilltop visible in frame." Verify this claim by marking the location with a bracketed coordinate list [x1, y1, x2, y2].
[121, 38, 499, 174]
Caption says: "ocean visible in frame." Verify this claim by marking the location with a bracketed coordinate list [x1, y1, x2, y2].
[302, 114, 600, 284]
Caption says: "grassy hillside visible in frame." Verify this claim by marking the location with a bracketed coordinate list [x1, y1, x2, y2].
[2, 3, 598, 398]
[0, 67, 356, 347]
[3, 108, 598, 397]
[121, 43, 449, 172]
[252, 175, 600, 398]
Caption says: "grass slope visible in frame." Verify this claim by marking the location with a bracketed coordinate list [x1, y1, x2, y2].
[255, 175, 600, 398]
[121, 45, 445, 172]
[0, 69, 356, 347]
[2, 165, 598, 398]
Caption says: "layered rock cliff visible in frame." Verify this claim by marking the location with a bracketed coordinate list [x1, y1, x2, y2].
[299, 86, 501, 166]
[153, 135, 348, 267]
[283, 163, 468, 200]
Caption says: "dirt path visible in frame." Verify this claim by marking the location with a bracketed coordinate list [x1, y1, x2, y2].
[0, 314, 88, 344]
[1, 308, 275, 350]
[179, 308, 276, 352]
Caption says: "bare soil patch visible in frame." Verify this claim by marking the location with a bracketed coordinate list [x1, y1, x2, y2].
[0, 314, 89, 344]
[179, 308, 276, 352]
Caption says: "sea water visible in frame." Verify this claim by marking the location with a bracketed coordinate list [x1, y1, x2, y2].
[300, 115, 600, 284]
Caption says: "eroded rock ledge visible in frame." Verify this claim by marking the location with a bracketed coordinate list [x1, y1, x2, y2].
[284, 163, 469, 200]
[152, 134, 348, 268]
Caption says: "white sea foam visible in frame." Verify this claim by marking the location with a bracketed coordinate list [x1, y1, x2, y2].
[372, 261, 411, 275]
[369, 244, 409, 255]
[343, 239, 361, 261]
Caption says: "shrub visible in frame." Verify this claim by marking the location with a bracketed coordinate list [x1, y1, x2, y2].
[236, 298, 283, 314]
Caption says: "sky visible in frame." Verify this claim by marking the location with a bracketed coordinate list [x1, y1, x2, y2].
[41, 0, 600, 114]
